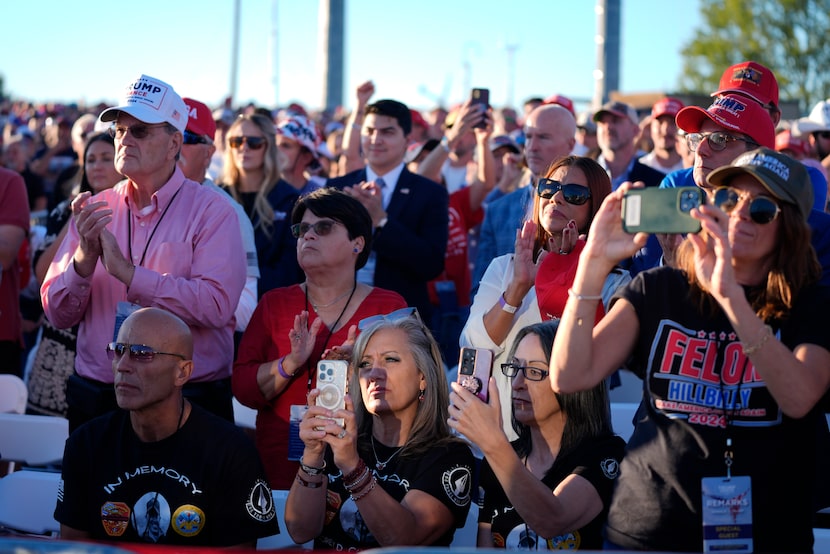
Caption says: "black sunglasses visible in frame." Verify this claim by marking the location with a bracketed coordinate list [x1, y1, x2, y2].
[106, 342, 186, 363]
[290, 219, 342, 239]
[814, 131, 830, 140]
[713, 186, 781, 225]
[228, 135, 266, 150]
[536, 178, 592, 205]
[686, 132, 757, 153]
[501, 362, 549, 382]
[183, 130, 212, 145]
[109, 122, 169, 140]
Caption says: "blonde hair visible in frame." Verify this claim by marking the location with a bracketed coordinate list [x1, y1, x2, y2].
[221, 113, 280, 237]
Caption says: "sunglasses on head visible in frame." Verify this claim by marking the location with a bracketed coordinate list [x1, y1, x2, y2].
[228, 135, 266, 150]
[713, 186, 781, 224]
[290, 219, 341, 238]
[357, 307, 421, 331]
[536, 178, 592, 205]
[106, 342, 186, 363]
[109, 122, 169, 141]
[183, 130, 213, 145]
[686, 131, 757, 153]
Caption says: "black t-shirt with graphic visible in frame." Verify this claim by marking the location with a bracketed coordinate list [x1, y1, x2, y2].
[315, 438, 474, 550]
[55, 404, 279, 546]
[479, 434, 625, 550]
[607, 266, 830, 553]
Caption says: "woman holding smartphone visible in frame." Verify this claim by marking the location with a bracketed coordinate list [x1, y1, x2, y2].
[460, 156, 628, 438]
[232, 188, 406, 490]
[284, 310, 475, 549]
[449, 320, 624, 550]
[550, 148, 830, 552]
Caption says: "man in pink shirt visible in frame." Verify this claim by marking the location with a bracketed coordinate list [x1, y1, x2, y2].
[41, 74, 245, 431]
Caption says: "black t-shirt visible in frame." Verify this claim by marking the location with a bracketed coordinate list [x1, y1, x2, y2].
[55, 404, 279, 546]
[607, 267, 830, 552]
[479, 434, 625, 550]
[315, 438, 475, 550]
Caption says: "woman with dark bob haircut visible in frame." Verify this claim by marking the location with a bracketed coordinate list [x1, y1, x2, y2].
[233, 187, 407, 489]
[450, 320, 624, 549]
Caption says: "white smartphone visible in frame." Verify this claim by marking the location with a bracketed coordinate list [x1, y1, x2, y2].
[316, 359, 348, 427]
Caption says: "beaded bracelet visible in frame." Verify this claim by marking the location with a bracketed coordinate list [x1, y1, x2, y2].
[742, 324, 773, 356]
[299, 456, 326, 476]
[277, 356, 295, 379]
[350, 476, 376, 501]
[342, 458, 367, 484]
[344, 467, 371, 491]
[567, 288, 602, 301]
[296, 473, 323, 489]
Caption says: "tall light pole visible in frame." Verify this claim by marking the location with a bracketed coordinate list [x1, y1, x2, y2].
[320, 0, 345, 111]
[229, 0, 241, 105]
[594, 0, 620, 108]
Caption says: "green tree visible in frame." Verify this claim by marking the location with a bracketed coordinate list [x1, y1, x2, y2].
[678, 0, 830, 114]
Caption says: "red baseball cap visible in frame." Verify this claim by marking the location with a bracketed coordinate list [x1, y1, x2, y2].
[543, 94, 575, 117]
[711, 61, 779, 108]
[651, 97, 684, 119]
[775, 129, 811, 158]
[676, 94, 775, 149]
[183, 98, 217, 140]
[410, 109, 429, 131]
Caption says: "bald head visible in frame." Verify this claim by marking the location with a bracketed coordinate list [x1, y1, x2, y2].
[118, 307, 193, 360]
[524, 104, 577, 178]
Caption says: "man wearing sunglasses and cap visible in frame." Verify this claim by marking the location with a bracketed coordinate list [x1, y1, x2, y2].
[56, 307, 278, 546]
[41, 75, 246, 432]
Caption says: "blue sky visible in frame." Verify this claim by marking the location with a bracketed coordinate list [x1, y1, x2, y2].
[1, 0, 700, 114]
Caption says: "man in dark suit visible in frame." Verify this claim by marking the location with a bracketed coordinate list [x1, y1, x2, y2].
[326, 99, 448, 322]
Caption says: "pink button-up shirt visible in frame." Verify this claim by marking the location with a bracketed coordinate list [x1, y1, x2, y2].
[41, 167, 245, 383]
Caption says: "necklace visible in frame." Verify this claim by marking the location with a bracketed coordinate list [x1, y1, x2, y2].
[371, 435, 404, 470]
[307, 285, 353, 311]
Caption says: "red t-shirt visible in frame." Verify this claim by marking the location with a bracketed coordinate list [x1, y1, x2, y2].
[0, 168, 30, 343]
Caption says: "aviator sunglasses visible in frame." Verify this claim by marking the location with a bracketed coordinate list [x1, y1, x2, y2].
[713, 186, 781, 225]
[290, 219, 343, 238]
[357, 307, 421, 331]
[109, 122, 169, 140]
[106, 342, 186, 363]
[686, 131, 758, 153]
[228, 135, 266, 150]
[536, 178, 592, 206]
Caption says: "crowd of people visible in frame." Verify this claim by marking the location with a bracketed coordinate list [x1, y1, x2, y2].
[1, 59, 830, 551]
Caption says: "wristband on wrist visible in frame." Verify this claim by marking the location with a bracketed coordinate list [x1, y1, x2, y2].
[499, 293, 521, 314]
[296, 474, 323, 488]
[299, 456, 326, 475]
[277, 356, 295, 379]
[440, 135, 450, 153]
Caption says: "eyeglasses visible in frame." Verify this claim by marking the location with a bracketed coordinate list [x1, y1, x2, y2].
[183, 130, 213, 146]
[109, 122, 169, 141]
[358, 307, 420, 331]
[686, 132, 757, 153]
[290, 219, 341, 238]
[814, 131, 830, 140]
[106, 342, 186, 363]
[536, 178, 592, 205]
[501, 362, 549, 382]
[713, 186, 781, 225]
[228, 135, 266, 150]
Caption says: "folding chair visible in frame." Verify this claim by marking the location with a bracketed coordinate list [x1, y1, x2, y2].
[0, 375, 27, 414]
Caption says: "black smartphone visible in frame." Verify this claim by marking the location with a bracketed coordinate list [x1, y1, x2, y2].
[622, 187, 704, 234]
[470, 88, 490, 129]
[457, 347, 493, 402]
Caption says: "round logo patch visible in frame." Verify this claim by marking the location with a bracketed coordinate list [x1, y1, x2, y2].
[600, 457, 620, 479]
[172, 504, 205, 537]
[442, 465, 472, 506]
[246, 479, 276, 522]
